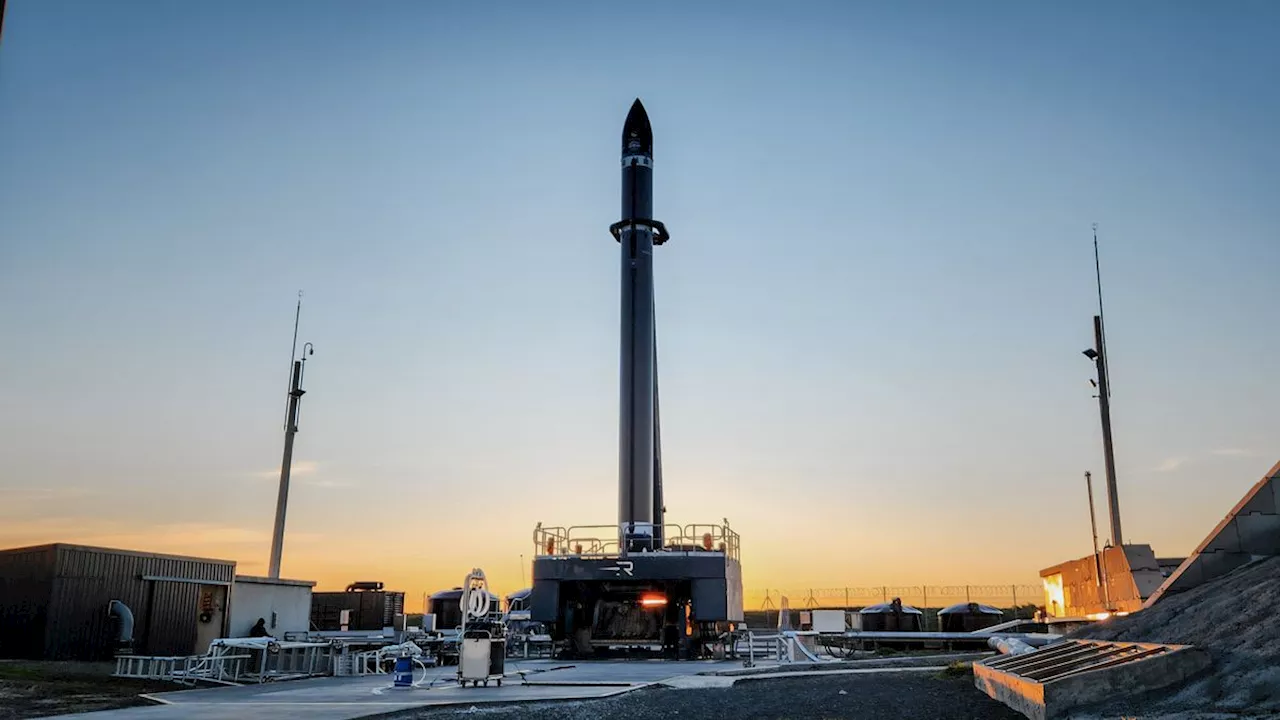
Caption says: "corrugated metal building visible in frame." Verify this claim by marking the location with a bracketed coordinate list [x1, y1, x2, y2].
[0, 543, 236, 660]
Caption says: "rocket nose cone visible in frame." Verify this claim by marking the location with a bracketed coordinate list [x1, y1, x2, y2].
[622, 98, 653, 157]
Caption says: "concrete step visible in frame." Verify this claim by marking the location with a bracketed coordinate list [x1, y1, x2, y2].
[973, 639, 1210, 720]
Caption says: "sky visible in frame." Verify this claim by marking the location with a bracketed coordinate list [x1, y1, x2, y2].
[1, 1, 1277, 611]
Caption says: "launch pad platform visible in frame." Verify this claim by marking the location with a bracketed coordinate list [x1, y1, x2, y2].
[530, 522, 744, 659]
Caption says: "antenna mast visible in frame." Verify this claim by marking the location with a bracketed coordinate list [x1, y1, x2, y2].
[1087, 224, 1123, 547]
[1093, 224, 1110, 396]
[269, 291, 314, 578]
[1085, 471, 1112, 609]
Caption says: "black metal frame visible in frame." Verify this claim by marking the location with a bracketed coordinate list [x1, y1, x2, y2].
[610, 218, 670, 246]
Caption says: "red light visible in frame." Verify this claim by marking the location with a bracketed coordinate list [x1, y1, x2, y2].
[639, 594, 667, 607]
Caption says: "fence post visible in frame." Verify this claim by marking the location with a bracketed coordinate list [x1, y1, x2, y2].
[923, 586, 929, 630]
[845, 587, 849, 609]
[1012, 584, 1018, 619]
[966, 585, 971, 603]
[882, 586, 887, 602]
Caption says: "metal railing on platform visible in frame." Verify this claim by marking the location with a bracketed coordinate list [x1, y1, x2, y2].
[533, 522, 740, 561]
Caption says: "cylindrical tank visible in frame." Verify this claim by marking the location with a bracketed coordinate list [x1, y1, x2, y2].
[937, 602, 1004, 632]
[428, 587, 500, 630]
[505, 588, 532, 612]
[858, 598, 924, 632]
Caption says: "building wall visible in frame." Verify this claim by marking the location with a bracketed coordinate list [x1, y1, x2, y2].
[43, 545, 235, 660]
[228, 577, 314, 638]
[1040, 545, 1165, 618]
[193, 585, 228, 654]
[0, 545, 56, 659]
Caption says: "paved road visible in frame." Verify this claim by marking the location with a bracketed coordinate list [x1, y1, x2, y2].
[407, 672, 1025, 720]
[39, 658, 1019, 720]
[38, 660, 736, 720]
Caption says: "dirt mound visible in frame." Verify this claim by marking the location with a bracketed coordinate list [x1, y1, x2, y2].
[1069, 555, 1280, 716]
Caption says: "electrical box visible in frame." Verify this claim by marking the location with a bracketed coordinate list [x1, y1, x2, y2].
[812, 609, 846, 633]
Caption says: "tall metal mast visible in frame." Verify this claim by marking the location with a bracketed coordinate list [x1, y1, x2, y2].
[1085, 471, 1113, 609]
[1088, 224, 1123, 547]
[1093, 224, 1111, 397]
[268, 293, 314, 579]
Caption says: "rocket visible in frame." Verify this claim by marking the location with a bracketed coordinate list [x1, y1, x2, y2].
[611, 99, 669, 553]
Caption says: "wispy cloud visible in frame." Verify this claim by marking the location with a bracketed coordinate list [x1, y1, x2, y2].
[0, 517, 325, 557]
[0, 487, 99, 519]
[303, 478, 354, 489]
[243, 461, 353, 489]
[1211, 448, 1256, 458]
[6, 487, 97, 500]
[1153, 457, 1189, 473]
[250, 460, 319, 479]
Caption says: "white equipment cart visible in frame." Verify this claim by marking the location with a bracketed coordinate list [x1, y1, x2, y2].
[456, 568, 504, 687]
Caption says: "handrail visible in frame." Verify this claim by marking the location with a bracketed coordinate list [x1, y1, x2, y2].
[532, 521, 740, 561]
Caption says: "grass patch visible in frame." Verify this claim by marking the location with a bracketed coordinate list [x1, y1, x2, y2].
[937, 661, 972, 679]
[0, 661, 178, 720]
[0, 664, 44, 681]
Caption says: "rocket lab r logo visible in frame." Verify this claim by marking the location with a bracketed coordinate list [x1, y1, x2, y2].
[604, 561, 634, 576]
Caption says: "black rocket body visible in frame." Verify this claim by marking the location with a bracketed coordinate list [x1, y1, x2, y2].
[613, 99, 668, 553]
[527, 102, 744, 653]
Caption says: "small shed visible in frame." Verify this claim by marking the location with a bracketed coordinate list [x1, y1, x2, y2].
[0, 543, 236, 660]
[937, 602, 1004, 632]
[228, 575, 315, 639]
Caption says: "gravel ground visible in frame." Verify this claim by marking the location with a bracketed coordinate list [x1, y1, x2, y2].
[404, 671, 1023, 720]
[1067, 555, 1280, 718]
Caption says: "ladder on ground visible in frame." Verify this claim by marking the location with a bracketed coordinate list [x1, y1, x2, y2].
[736, 631, 780, 660]
[734, 631, 823, 664]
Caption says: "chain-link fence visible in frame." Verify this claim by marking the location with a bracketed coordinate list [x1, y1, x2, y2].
[745, 584, 1042, 629]
[747, 584, 1044, 627]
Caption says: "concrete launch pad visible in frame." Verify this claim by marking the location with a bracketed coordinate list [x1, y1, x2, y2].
[39, 660, 742, 720]
[37, 657, 975, 720]
[530, 522, 744, 657]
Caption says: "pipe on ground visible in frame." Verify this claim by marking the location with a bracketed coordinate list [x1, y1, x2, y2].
[108, 599, 135, 646]
[988, 636, 1035, 656]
